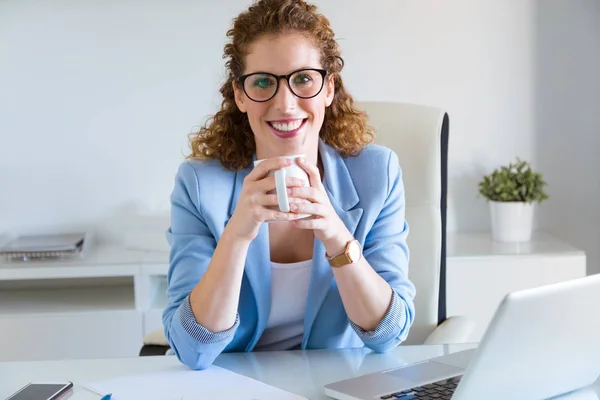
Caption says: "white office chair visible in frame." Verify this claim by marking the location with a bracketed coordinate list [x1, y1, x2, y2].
[141, 101, 475, 354]
[357, 101, 475, 345]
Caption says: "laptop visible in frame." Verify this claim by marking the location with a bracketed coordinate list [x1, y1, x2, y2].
[324, 274, 600, 400]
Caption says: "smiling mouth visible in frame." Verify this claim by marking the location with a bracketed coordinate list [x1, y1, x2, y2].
[267, 119, 307, 138]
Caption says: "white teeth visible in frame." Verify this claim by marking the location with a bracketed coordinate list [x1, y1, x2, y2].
[271, 119, 303, 132]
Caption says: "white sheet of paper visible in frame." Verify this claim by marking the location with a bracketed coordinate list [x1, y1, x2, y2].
[85, 365, 308, 400]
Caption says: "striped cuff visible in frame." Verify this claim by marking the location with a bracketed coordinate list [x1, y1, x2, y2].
[350, 291, 405, 343]
[179, 295, 240, 344]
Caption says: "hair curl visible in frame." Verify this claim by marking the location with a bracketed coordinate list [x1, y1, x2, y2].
[187, 0, 374, 170]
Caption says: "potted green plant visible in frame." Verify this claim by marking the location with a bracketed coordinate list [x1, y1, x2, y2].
[478, 158, 549, 242]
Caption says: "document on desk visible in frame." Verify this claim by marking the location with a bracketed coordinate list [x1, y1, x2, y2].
[84, 364, 308, 400]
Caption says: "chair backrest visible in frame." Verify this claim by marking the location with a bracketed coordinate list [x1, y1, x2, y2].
[357, 101, 449, 345]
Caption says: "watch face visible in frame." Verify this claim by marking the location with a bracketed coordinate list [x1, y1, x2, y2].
[348, 240, 361, 262]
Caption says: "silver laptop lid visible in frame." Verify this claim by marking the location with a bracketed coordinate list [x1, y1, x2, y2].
[453, 273, 600, 399]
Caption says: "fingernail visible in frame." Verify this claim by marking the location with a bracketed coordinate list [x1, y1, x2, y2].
[285, 158, 292, 165]
[290, 203, 298, 211]
[298, 157, 306, 164]
[287, 188, 293, 195]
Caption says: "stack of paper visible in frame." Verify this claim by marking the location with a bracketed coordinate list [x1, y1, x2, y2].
[85, 365, 308, 400]
[0, 232, 86, 261]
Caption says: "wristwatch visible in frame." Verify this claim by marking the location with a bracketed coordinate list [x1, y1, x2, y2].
[326, 239, 362, 268]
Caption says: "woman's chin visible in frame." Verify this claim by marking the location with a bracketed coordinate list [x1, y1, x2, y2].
[281, 141, 310, 156]
[271, 135, 306, 153]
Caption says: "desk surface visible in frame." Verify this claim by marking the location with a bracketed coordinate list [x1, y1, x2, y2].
[1, 344, 599, 400]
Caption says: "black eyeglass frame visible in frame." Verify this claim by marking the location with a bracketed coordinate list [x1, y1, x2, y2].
[237, 68, 328, 103]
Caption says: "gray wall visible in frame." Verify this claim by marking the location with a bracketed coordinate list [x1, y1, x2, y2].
[534, 0, 600, 273]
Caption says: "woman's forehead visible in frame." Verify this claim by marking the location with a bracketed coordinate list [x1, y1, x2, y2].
[244, 32, 322, 74]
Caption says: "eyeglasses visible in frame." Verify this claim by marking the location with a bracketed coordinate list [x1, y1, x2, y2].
[237, 68, 328, 102]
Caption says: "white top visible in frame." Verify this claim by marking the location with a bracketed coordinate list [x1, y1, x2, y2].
[255, 259, 313, 351]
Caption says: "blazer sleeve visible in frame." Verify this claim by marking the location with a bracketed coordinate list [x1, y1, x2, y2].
[162, 162, 240, 370]
[349, 150, 416, 352]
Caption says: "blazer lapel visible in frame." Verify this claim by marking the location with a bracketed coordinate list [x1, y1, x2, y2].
[245, 223, 271, 348]
[303, 141, 364, 345]
[226, 168, 245, 228]
[229, 167, 271, 349]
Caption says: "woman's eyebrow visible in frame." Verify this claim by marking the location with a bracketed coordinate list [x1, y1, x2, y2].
[244, 66, 322, 75]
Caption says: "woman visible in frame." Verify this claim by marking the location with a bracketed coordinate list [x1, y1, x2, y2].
[162, 0, 416, 370]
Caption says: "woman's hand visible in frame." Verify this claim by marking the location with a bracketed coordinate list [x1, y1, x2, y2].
[288, 157, 353, 254]
[226, 157, 307, 243]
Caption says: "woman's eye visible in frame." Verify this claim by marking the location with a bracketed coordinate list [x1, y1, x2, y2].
[253, 77, 273, 88]
[293, 74, 313, 85]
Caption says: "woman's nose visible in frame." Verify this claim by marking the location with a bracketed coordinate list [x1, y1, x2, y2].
[272, 79, 297, 112]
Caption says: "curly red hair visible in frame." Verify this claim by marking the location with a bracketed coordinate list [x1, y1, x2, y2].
[187, 0, 374, 170]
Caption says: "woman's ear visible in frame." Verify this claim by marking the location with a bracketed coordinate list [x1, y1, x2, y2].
[324, 75, 335, 107]
[232, 81, 247, 113]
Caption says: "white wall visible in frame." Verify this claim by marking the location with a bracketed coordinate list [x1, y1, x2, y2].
[1, 0, 536, 240]
[534, 0, 600, 274]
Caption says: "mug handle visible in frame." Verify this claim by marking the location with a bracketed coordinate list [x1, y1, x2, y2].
[274, 169, 290, 212]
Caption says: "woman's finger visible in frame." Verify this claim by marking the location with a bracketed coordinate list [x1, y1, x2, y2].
[290, 216, 326, 230]
[256, 195, 310, 208]
[253, 173, 307, 195]
[256, 194, 280, 207]
[265, 209, 300, 222]
[296, 157, 325, 190]
[254, 175, 277, 193]
[246, 157, 292, 181]
[288, 186, 324, 203]
[289, 202, 327, 217]
[288, 197, 311, 204]
[286, 177, 309, 188]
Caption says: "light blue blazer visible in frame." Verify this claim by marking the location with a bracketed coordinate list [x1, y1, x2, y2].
[162, 140, 416, 370]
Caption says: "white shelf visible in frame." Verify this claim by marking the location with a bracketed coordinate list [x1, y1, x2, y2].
[446, 231, 586, 342]
[0, 242, 169, 362]
[140, 254, 169, 276]
[0, 244, 168, 281]
[446, 231, 585, 260]
[0, 285, 135, 316]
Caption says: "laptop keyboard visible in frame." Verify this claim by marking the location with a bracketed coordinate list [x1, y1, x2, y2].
[379, 375, 462, 399]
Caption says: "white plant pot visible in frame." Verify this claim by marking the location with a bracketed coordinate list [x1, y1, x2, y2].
[489, 201, 535, 243]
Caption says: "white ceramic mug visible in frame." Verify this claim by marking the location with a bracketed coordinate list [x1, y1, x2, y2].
[253, 154, 310, 219]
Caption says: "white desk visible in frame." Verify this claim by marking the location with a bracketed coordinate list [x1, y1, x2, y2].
[1, 344, 599, 400]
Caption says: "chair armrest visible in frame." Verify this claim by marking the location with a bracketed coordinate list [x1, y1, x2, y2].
[423, 316, 477, 345]
[143, 328, 169, 347]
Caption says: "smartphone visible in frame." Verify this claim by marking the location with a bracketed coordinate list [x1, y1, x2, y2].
[5, 382, 73, 400]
